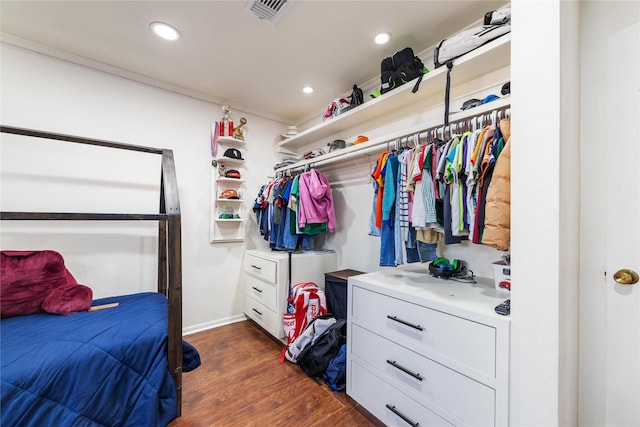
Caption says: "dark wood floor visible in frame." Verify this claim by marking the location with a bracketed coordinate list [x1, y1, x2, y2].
[169, 319, 383, 427]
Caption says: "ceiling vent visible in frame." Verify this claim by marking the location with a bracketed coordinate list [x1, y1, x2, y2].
[245, 0, 292, 24]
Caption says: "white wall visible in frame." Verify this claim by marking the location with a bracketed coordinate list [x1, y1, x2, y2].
[0, 43, 284, 332]
[510, 0, 581, 425]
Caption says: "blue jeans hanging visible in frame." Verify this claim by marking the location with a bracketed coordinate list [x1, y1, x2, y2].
[405, 224, 421, 263]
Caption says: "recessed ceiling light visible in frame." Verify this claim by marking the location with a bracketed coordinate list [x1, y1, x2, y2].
[302, 86, 314, 94]
[374, 31, 391, 45]
[150, 22, 181, 41]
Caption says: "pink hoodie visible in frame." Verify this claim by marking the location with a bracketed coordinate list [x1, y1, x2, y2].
[298, 169, 336, 232]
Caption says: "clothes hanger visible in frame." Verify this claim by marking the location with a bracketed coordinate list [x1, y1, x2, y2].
[412, 133, 420, 148]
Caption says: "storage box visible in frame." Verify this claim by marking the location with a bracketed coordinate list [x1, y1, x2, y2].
[492, 261, 511, 290]
[324, 269, 365, 319]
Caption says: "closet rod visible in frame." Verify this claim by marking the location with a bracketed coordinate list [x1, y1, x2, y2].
[276, 101, 510, 175]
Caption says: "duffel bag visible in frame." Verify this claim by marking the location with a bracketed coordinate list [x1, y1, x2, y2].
[434, 24, 511, 68]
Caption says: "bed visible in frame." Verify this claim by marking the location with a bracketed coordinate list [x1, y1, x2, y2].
[0, 126, 183, 426]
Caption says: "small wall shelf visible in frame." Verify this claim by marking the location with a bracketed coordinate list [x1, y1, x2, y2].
[217, 136, 245, 146]
[212, 157, 244, 167]
[210, 136, 247, 243]
[216, 198, 243, 203]
[215, 177, 245, 184]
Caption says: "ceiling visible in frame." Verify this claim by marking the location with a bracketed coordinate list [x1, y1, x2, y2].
[0, 1, 505, 125]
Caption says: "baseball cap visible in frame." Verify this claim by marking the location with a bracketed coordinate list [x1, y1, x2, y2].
[225, 169, 241, 179]
[461, 98, 483, 110]
[223, 148, 243, 160]
[352, 135, 369, 145]
[483, 94, 500, 104]
[501, 81, 510, 95]
[220, 189, 240, 199]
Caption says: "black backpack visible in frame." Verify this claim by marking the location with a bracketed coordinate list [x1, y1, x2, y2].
[379, 47, 429, 96]
[297, 317, 347, 378]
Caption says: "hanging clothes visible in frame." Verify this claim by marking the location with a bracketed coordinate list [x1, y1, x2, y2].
[482, 118, 511, 250]
[252, 168, 337, 251]
[473, 123, 502, 243]
[298, 168, 336, 233]
[366, 109, 511, 263]
[371, 150, 400, 267]
[396, 149, 411, 241]
[384, 153, 403, 266]
[371, 151, 391, 229]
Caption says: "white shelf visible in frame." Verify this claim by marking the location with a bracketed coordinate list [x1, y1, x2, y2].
[216, 177, 245, 183]
[216, 198, 243, 203]
[278, 33, 511, 153]
[210, 134, 246, 242]
[218, 136, 246, 145]
[212, 157, 244, 166]
[275, 96, 511, 174]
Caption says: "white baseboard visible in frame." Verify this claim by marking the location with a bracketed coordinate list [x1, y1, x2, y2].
[182, 314, 247, 336]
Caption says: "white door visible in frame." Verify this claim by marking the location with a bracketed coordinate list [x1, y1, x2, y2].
[604, 22, 640, 426]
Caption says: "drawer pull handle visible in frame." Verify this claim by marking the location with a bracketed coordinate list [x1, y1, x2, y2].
[387, 315, 424, 331]
[385, 404, 420, 427]
[251, 286, 263, 293]
[386, 360, 423, 381]
[252, 308, 263, 316]
[250, 265, 262, 270]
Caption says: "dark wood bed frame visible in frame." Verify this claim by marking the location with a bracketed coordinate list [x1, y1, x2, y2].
[0, 125, 183, 416]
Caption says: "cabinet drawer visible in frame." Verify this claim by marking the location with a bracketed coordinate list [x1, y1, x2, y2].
[351, 285, 496, 377]
[244, 298, 278, 337]
[350, 359, 453, 427]
[245, 274, 277, 309]
[244, 253, 277, 283]
[351, 324, 495, 426]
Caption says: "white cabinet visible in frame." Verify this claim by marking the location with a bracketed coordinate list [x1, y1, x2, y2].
[243, 249, 337, 343]
[347, 266, 510, 426]
[210, 136, 246, 242]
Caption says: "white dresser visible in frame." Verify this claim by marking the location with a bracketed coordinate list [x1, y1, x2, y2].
[347, 265, 510, 426]
[243, 249, 337, 343]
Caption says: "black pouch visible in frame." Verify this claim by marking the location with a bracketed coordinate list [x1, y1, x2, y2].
[380, 56, 395, 94]
[379, 47, 428, 95]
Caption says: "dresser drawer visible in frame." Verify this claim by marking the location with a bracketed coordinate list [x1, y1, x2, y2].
[351, 285, 496, 377]
[244, 253, 277, 283]
[245, 274, 277, 309]
[351, 323, 494, 426]
[350, 359, 453, 427]
[244, 298, 278, 337]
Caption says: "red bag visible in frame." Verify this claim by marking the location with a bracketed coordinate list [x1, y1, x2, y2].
[284, 282, 327, 345]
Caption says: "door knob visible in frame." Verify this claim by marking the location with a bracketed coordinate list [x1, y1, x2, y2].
[613, 269, 639, 285]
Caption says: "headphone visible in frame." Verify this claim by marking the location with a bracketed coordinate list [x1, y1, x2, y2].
[428, 257, 464, 278]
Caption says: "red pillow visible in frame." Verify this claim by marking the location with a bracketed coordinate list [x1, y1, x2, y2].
[0, 250, 90, 318]
[42, 283, 93, 315]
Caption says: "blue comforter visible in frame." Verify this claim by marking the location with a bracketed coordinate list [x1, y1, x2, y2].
[1, 292, 178, 426]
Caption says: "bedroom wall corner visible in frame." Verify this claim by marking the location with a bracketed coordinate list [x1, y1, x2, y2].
[0, 42, 285, 331]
